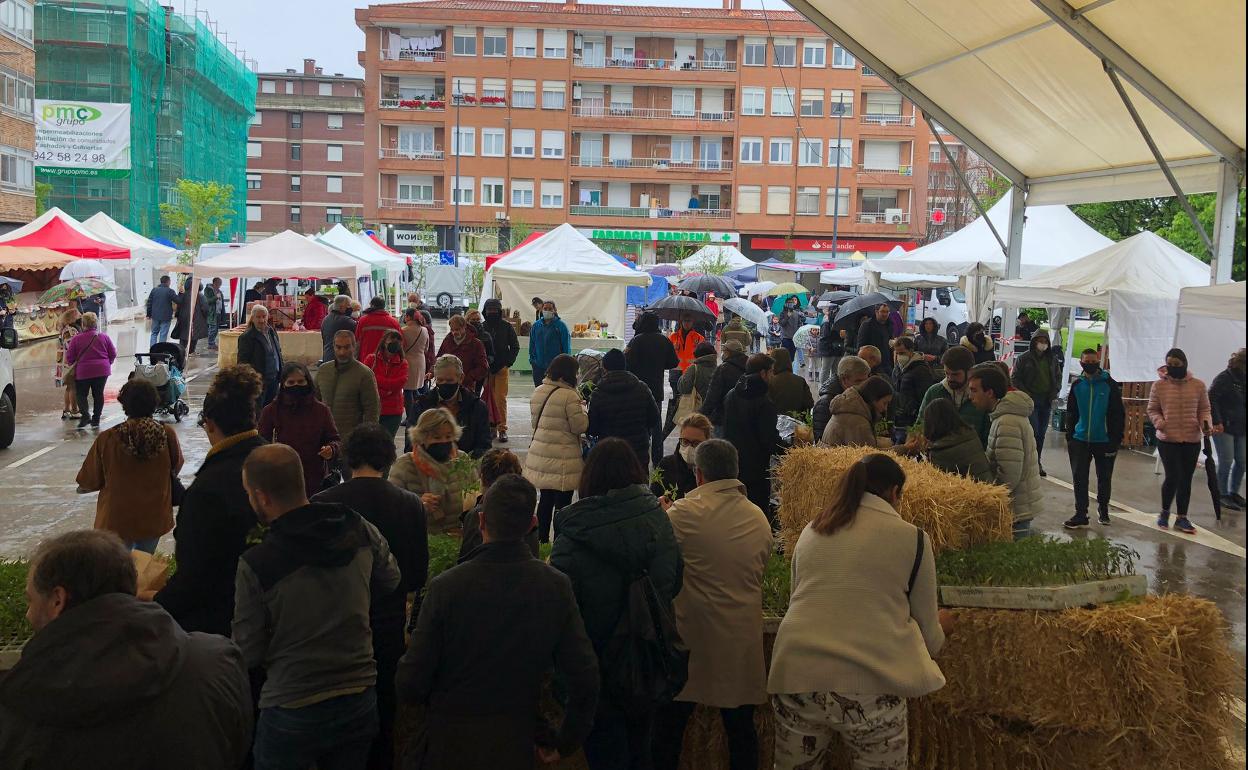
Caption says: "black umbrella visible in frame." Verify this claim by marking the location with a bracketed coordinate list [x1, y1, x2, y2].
[678, 273, 738, 299]
[818, 290, 856, 305]
[1203, 435, 1222, 521]
[831, 291, 902, 334]
[647, 294, 715, 323]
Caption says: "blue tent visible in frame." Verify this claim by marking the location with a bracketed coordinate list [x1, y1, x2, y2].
[154, 236, 178, 249]
[628, 274, 669, 306]
[725, 264, 758, 283]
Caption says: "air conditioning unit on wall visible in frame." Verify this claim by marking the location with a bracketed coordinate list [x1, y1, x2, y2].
[494, 211, 508, 220]
[885, 207, 904, 224]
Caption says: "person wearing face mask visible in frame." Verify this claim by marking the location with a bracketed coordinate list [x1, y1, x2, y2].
[918, 346, 990, 448]
[1011, 330, 1064, 475]
[627, 311, 680, 464]
[414, 354, 492, 458]
[723, 354, 783, 519]
[530, 301, 571, 387]
[465, 309, 496, 387]
[1061, 350, 1125, 529]
[1147, 348, 1213, 534]
[1209, 348, 1247, 512]
[366, 330, 411, 440]
[258, 363, 340, 497]
[959, 321, 996, 365]
[651, 413, 712, 504]
[391, 408, 474, 532]
[890, 336, 934, 441]
[667, 313, 705, 420]
[481, 298, 520, 443]
[778, 298, 808, 358]
[356, 295, 402, 365]
[967, 365, 1040, 540]
[151, 366, 266, 634]
[700, 340, 749, 437]
[437, 313, 489, 395]
[587, 348, 661, 470]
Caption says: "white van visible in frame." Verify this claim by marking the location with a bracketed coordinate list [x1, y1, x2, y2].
[0, 327, 19, 449]
[913, 287, 1005, 342]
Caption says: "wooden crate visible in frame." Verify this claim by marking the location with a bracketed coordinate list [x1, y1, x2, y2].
[1123, 398, 1151, 448]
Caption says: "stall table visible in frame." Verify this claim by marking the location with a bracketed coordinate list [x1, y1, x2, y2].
[217, 328, 324, 368]
[512, 335, 625, 373]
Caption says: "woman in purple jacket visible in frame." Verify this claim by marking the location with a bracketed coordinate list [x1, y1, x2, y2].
[64, 312, 117, 429]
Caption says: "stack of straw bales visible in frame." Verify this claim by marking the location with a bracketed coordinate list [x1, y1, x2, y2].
[776, 446, 1014, 553]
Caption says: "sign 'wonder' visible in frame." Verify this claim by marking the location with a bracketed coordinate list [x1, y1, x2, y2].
[34, 100, 132, 178]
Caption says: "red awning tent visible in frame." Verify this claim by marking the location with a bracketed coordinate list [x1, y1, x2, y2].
[0, 208, 130, 259]
[366, 232, 402, 255]
[484, 232, 544, 271]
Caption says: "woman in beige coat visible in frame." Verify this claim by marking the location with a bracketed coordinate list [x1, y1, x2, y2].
[822, 375, 895, 448]
[523, 354, 587, 543]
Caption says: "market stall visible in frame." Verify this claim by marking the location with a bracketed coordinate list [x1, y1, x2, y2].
[1173, 281, 1246, 383]
[0, 246, 78, 341]
[677, 244, 757, 273]
[312, 224, 407, 313]
[81, 212, 179, 319]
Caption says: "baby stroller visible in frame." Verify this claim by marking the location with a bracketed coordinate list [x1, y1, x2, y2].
[576, 349, 606, 401]
[130, 341, 190, 421]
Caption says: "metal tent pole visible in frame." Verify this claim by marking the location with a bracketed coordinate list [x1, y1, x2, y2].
[1210, 160, 1242, 284]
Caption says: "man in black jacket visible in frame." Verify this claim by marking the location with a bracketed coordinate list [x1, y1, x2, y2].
[588, 348, 661, 468]
[891, 336, 935, 437]
[399, 474, 600, 769]
[481, 298, 520, 442]
[0, 530, 253, 769]
[723, 354, 782, 521]
[855, 303, 895, 371]
[321, 295, 358, 363]
[626, 311, 680, 464]
[1210, 348, 1246, 510]
[1012, 329, 1064, 474]
[414, 355, 493, 458]
[700, 340, 749, 437]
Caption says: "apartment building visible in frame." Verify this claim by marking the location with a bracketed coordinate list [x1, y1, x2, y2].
[246, 59, 365, 240]
[0, 0, 35, 232]
[356, 0, 933, 262]
[925, 128, 1000, 244]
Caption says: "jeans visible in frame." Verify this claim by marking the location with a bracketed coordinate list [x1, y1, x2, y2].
[1213, 432, 1245, 497]
[402, 389, 420, 453]
[254, 687, 378, 770]
[653, 701, 756, 770]
[1068, 440, 1117, 518]
[1157, 440, 1201, 517]
[379, 413, 403, 440]
[207, 319, 220, 347]
[127, 537, 160, 554]
[260, 376, 279, 409]
[536, 489, 574, 543]
[780, 338, 796, 356]
[1028, 398, 1053, 462]
[582, 697, 655, 770]
[532, 366, 546, 388]
[149, 319, 171, 348]
[75, 376, 106, 424]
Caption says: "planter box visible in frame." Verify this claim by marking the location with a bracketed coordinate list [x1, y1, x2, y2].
[939, 575, 1147, 610]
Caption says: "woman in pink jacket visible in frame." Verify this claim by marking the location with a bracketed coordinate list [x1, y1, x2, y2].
[64, 311, 117, 430]
[1147, 348, 1213, 535]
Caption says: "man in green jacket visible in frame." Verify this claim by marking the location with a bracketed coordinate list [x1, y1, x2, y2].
[767, 347, 814, 416]
[316, 330, 381, 438]
[918, 345, 989, 447]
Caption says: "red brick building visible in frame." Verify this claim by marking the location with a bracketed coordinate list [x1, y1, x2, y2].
[355, 0, 934, 262]
[245, 59, 365, 240]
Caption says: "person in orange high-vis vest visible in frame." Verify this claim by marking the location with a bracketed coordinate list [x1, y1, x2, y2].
[666, 314, 705, 435]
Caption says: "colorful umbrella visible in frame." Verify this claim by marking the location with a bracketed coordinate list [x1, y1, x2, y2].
[644, 264, 681, 278]
[766, 282, 809, 297]
[37, 277, 115, 305]
[0, 276, 23, 293]
[771, 293, 811, 315]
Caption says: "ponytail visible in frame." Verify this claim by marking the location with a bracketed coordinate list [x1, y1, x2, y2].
[809, 453, 906, 536]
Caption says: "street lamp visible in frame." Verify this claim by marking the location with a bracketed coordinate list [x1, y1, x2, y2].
[452, 87, 462, 266]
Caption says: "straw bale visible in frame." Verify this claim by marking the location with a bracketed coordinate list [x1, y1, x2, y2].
[776, 446, 1013, 553]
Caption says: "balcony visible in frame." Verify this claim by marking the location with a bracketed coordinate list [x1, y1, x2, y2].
[569, 205, 731, 220]
[857, 163, 915, 184]
[861, 65, 879, 77]
[572, 56, 737, 84]
[570, 157, 733, 177]
[378, 147, 445, 170]
[380, 197, 444, 211]
[379, 97, 447, 113]
[859, 113, 917, 135]
[572, 105, 735, 130]
[379, 49, 446, 63]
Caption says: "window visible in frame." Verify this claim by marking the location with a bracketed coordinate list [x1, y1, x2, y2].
[0, 145, 34, 191]
[290, 143, 301, 160]
[246, 204, 262, 222]
[398, 178, 434, 202]
[737, 185, 761, 214]
[800, 88, 823, 117]
[541, 130, 565, 159]
[452, 127, 475, 156]
[741, 88, 765, 116]
[452, 176, 474, 205]
[481, 177, 505, 206]
[865, 91, 903, 121]
[247, 141, 262, 158]
[743, 37, 766, 66]
[326, 144, 343, 162]
[929, 144, 943, 163]
[831, 43, 855, 68]
[769, 138, 792, 164]
[249, 112, 262, 125]
[0, 74, 35, 116]
[326, 176, 343, 194]
[739, 137, 762, 164]
[540, 180, 564, 208]
[672, 88, 696, 118]
[826, 187, 849, 217]
[285, 81, 295, 94]
[770, 87, 794, 116]
[484, 28, 507, 57]
[511, 128, 535, 158]
[289, 112, 302, 128]
[452, 77, 476, 103]
[773, 38, 796, 67]
[511, 179, 534, 207]
[513, 28, 536, 57]
[246, 173, 261, 190]
[512, 80, 536, 108]
[327, 113, 343, 130]
[861, 188, 900, 217]
[289, 206, 301, 223]
[611, 35, 635, 60]
[542, 81, 566, 109]
[766, 186, 791, 215]
[290, 175, 302, 192]
[326, 207, 343, 223]
[829, 89, 854, 117]
[319, 82, 333, 97]
[797, 187, 820, 215]
[453, 27, 476, 56]
[803, 40, 826, 67]
[670, 136, 693, 165]
[828, 138, 852, 167]
[482, 78, 506, 104]
[543, 29, 566, 58]
[482, 128, 505, 157]
[261, 80, 276, 94]
[799, 138, 823, 166]
[0, 0, 33, 43]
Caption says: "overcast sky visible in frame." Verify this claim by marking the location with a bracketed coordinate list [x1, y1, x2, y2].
[188, 0, 791, 78]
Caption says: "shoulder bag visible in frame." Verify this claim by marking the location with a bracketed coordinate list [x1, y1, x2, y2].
[64, 332, 100, 379]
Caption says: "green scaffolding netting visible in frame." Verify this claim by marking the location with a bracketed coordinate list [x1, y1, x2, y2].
[35, 0, 256, 241]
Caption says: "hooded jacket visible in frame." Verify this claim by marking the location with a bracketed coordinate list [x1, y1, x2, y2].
[1065, 368, 1125, 446]
[822, 387, 880, 448]
[723, 372, 781, 485]
[669, 326, 706, 372]
[365, 349, 410, 416]
[927, 427, 994, 483]
[721, 318, 752, 352]
[1147, 366, 1213, 444]
[986, 390, 1042, 523]
[812, 374, 846, 441]
[233, 502, 401, 709]
[0, 594, 253, 770]
[677, 351, 717, 398]
[302, 294, 328, 331]
[626, 313, 680, 404]
[587, 369, 660, 465]
[767, 348, 814, 415]
[438, 326, 489, 393]
[525, 379, 589, 492]
[817, 318, 844, 358]
[481, 298, 520, 373]
[1012, 334, 1064, 404]
[960, 333, 995, 365]
[891, 356, 935, 428]
[529, 314, 572, 371]
[915, 318, 948, 360]
[1209, 366, 1246, 436]
[700, 351, 749, 427]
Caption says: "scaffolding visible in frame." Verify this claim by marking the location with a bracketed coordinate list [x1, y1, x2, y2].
[34, 0, 256, 240]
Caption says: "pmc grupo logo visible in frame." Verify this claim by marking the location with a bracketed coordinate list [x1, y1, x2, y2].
[41, 103, 103, 126]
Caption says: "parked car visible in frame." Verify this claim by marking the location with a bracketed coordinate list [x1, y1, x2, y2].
[0, 327, 19, 449]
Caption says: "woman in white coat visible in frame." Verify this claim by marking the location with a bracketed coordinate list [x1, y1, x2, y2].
[523, 354, 588, 542]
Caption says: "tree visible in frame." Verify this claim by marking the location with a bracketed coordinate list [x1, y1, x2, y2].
[692, 247, 732, 276]
[35, 182, 53, 216]
[505, 215, 535, 250]
[1071, 198, 1180, 241]
[158, 179, 236, 249]
[1159, 190, 1246, 281]
[342, 215, 367, 234]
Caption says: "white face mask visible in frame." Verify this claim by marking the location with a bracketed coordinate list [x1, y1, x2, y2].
[1035, 342, 1049, 353]
[678, 445, 697, 466]
[896, 353, 911, 367]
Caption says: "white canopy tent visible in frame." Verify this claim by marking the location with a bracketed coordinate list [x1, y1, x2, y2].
[821, 265, 958, 290]
[483, 223, 650, 333]
[312, 224, 407, 313]
[82, 212, 179, 319]
[194, 230, 369, 281]
[678, 245, 756, 273]
[1173, 281, 1246, 383]
[995, 231, 1211, 382]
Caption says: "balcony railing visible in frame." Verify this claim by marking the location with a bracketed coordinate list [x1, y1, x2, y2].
[573, 55, 736, 73]
[570, 157, 733, 172]
[857, 211, 911, 224]
[858, 164, 913, 176]
[861, 65, 879, 76]
[861, 113, 916, 127]
[569, 205, 731, 219]
[379, 147, 445, 161]
[379, 98, 447, 111]
[380, 49, 446, 62]
[380, 198, 444, 210]
[572, 105, 734, 122]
